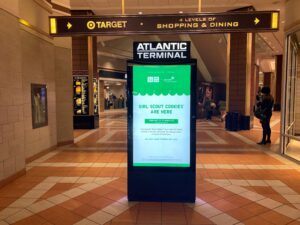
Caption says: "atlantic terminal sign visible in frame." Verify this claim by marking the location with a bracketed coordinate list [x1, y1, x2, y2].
[133, 42, 191, 62]
[49, 11, 279, 36]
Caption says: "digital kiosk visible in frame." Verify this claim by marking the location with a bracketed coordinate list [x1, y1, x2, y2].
[127, 42, 196, 202]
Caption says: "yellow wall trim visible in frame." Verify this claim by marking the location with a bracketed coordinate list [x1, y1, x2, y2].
[0, 8, 53, 42]
[19, 18, 53, 40]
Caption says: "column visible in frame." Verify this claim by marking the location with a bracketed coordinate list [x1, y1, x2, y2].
[87, 36, 95, 115]
[71, 10, 99, 129]
[99, 80, 105, 112]
[226, 32, 255, 130]
[72, 34, 99, 129]
[274, 55, 282, 111]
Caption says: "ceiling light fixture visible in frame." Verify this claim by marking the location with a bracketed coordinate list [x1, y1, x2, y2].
[179, 11, 183, 14]
[138, 11, 143, 15]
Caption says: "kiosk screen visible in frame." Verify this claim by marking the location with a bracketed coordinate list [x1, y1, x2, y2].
[132, 65, 191, 167]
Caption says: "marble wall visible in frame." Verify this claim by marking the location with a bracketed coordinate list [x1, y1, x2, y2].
[0, 9, 25, 180]
[0, 0, 73, 182]
[54, 46, 73, 144]
[21, 30, 57, 159]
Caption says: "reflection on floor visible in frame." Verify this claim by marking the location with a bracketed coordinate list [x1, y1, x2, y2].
[0, 110, 299, 225]
[287, 139, 300, 162]
[71, 110, 281, 152]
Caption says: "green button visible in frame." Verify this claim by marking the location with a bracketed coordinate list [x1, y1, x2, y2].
[145, 119, 178, 124]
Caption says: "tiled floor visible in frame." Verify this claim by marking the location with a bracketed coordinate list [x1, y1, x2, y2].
[286, 140, 300, 162]
[0, 111, 299, 225]
[68, 110, 281, 152]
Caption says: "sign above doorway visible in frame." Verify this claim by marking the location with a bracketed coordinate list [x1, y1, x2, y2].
[49, 11, 279, 36]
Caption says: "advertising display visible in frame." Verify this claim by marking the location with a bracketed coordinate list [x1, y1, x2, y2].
[128, 42, 196, 202]
[31, 84, 48, 129]
[73, 76, 89, 115]
[133, 65, 191, 167]
[93, 78, 99, 114]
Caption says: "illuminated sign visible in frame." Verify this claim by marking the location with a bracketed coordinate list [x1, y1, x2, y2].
[132, 65, 191, 167]
[49, 11, 279, 36]
[133, 42, 190, 62]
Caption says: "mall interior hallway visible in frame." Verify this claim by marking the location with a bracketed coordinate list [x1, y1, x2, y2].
[71, 110, 281, 153]
[0, 111, 299, 225]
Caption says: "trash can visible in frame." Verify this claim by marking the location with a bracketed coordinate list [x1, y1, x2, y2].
[240, 115, 250, 130]
[225, 112, 232, 130]
[231, 112, 240, 131]
[225, 112, 240, 131]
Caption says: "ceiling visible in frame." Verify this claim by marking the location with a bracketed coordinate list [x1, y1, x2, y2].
[55, 0, 285, 56]
[53, 0, 286, 77]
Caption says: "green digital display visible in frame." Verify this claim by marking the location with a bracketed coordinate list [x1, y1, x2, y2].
[132, 65, 191, 167]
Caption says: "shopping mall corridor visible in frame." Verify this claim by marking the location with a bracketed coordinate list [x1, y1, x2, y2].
[0, 111, 299, 225]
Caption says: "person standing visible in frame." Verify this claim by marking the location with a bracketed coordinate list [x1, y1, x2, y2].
[218, 100, 226, 122]
[257, 86, 274, 145]
[204, 96, 213, 120]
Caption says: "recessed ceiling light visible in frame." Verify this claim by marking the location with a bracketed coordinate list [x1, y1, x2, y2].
[138, 11, 143, 15]
[179, 11, 183, 14]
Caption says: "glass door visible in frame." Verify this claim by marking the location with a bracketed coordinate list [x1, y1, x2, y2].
[282, 31, 300, 161]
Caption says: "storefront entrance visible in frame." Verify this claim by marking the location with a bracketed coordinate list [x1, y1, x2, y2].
[282, 29, 300, 161]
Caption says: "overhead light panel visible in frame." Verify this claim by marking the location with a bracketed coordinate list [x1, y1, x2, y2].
[49, 18, 57, 34]
[271, 12, 279, 29]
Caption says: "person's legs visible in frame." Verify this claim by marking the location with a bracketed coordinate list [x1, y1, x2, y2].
[208, 110, 212, 120]
[206, 110, 209, 120]
[258, 120, 267, 145]
[266, 117, 271, 143]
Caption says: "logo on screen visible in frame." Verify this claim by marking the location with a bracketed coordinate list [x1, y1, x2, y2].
[147, 76, 160, 83]
[163, 76, 176, 83]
